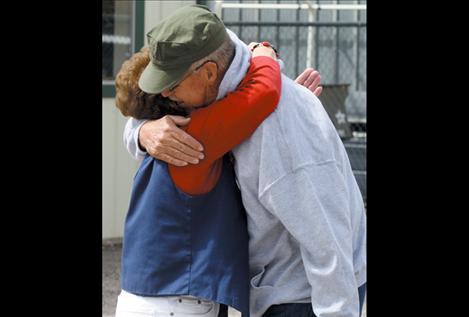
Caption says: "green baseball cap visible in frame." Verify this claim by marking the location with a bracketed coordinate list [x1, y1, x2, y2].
[138, 5, 228, 94]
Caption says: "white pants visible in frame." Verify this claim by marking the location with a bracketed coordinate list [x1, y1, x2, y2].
[115, 290, 220, 317]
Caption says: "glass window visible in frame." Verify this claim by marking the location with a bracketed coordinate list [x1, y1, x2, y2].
[102, 0, 134, 81]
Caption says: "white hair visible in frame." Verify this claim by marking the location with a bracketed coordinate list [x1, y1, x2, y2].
[189, 36, 235, 81]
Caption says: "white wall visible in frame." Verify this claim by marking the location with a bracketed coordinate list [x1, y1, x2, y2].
[102, 98, 140, 239]
[102, 0, 196, 240]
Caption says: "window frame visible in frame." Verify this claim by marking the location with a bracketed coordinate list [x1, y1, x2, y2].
[102, 0, 144, 98]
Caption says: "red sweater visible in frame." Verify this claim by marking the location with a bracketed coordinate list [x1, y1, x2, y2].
[169, 56, 281, 195]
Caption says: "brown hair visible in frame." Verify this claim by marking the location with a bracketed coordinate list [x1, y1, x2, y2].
[115, 47, 187, 120]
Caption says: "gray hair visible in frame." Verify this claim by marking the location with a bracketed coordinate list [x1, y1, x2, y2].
[189, 36, 235, 82]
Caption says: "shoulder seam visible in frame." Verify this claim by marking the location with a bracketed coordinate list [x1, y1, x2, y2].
[258, 159, 337, 199]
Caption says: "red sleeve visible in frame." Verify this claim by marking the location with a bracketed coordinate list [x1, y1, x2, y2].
[169, 56, 281, 195]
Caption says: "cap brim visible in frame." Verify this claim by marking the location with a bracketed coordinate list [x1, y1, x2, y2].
[138, 62, 189, 94]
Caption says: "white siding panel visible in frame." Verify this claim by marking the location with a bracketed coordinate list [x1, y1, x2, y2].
[102, 98, 139, 239]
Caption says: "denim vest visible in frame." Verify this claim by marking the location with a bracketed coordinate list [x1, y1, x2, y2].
[121, 154, 250, 316]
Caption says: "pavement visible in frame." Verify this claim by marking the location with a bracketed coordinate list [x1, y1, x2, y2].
[103, 240, 366, 317]
[102, 239, 123, 317]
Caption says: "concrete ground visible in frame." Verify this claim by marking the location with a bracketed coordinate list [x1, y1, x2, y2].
[102, 239, 123, 317]
[103, 240, 366, 317]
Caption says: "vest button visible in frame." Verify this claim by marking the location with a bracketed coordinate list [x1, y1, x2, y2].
[170, 313, 174, 316]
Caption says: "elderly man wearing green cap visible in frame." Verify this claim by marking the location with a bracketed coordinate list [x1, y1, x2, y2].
[123, 4, 366, 317]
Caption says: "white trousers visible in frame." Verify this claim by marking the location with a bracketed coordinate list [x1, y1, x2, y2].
[115, 290, 220, 317]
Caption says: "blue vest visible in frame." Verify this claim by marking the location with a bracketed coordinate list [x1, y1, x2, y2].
[121, 154, 250, 316]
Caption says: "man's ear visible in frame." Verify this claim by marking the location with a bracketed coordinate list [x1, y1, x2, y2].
[203, 61, 218, 84]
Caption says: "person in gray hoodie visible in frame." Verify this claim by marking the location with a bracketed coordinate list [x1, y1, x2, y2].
[123, 11, 366, 317]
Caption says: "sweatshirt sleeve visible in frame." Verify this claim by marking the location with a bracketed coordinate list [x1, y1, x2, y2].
[123, 117, 147, 162]
[169, 56, 281, 195]
[259, 162, 360, 317]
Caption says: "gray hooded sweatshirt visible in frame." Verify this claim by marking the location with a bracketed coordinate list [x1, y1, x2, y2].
[123, 29, 366, 317]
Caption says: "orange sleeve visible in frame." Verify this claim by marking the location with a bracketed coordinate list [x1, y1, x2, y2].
[169, 56, 281, 195]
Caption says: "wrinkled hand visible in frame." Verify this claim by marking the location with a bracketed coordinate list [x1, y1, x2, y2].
[139, 115, 204, 166]
[295, 68, 323, 96]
